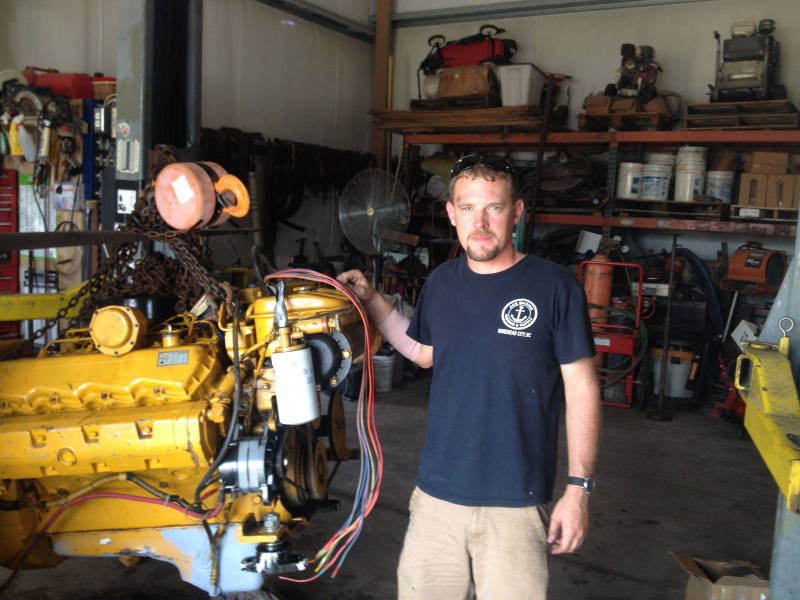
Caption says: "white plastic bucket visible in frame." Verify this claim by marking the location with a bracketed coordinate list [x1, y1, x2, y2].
[373, 354, 396, 393]
[677, 146, 708, 157]
[617, 162, 643, 199]
[704, 171, 735, 203]
[645, 152, 676, 168]
[674, 162, 706, 202]
[640, 164, 672, 201]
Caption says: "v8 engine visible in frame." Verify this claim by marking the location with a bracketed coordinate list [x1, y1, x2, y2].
[0, 275, 379, 595]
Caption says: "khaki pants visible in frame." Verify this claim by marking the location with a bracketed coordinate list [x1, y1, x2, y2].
[397, 487, 549, 600]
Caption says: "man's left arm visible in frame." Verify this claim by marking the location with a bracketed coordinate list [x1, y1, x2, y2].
[547, 356, 601, 554]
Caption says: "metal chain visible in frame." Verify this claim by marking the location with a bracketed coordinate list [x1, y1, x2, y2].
[32, 188, 227, 340]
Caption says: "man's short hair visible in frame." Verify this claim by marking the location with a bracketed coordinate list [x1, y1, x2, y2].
[448, 160, 518, 203]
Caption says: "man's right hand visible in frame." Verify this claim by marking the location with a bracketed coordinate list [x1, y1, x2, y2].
[337, 270, 378, 304]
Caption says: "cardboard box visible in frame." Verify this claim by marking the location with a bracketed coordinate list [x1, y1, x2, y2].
[437, 66, 494, 98]
[767, 173, 795, 208]
[583, 94, 613, 115]
[738, 173, 768, 206]
[643, 95, 670, 115]
[745, 151, 788, 174]
[610, 97, 639, 113]
[709, 149, 739, 172]
[673, 554, 768, 600]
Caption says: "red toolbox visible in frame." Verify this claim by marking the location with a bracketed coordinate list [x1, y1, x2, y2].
[22, 67, 94, 99]
[0, 169, 18, 268]
[0, 262, 20, 339]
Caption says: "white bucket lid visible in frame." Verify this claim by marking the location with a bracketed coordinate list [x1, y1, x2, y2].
[706, 170, 735, 179]
[642, 164, 672, 174]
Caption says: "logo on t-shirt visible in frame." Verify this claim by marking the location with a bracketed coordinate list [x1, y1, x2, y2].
[498, 298, 537, 338]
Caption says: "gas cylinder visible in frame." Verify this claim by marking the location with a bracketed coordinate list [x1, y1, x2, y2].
[584, 254, 614, 329]
[584, 255, 614, 367]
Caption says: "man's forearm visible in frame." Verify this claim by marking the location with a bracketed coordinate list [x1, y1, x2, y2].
[363, 293, 395, 326]
[562, 358, 602, 479]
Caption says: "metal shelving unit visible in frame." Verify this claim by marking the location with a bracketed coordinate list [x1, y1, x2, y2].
[403, 129, 800, 237]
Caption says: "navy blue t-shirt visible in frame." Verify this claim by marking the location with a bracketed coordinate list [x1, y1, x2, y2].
[406, 254, 595, 507]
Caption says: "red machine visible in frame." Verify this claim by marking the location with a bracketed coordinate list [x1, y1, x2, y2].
[579, 260, 645, 408]
[722, 242, 787, 296]
[419, 25, 517, 75]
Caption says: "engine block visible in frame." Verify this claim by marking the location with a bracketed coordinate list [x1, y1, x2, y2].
[0, 283, 371, 595]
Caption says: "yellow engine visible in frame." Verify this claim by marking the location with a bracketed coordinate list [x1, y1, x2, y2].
[0, 280, 376, 595]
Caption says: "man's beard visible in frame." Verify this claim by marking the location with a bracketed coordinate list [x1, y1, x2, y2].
[465, 233, 499, 262]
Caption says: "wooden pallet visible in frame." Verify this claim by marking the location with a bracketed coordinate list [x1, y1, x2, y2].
[684, 113, 799, 130]
[614, 197, 721, 219]
[578, 112, 673, 132]
[684, 100, 799, 130]
[731, 205, 799, 222]
[409, 94, 500, 110]
[687, 100, 796, 115]
[370, 106, 551, 133]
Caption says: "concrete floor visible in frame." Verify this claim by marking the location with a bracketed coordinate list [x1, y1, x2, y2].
[2, 373, 778, 600]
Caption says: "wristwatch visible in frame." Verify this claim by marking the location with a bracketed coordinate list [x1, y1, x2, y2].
[567, 476, 595, 494]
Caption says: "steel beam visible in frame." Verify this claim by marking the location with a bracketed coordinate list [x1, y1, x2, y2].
[0, 283, 85, 321]
[256, 0, 375, 44]
[391, 0, 708, 27]
[0, 229, 261, 251]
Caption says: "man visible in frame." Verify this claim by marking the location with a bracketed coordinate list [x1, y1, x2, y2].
[338, 154, 600, 599]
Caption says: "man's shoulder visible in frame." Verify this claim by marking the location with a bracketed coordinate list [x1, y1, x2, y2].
[426, 256, 462, 283]
[521, 254, 577, 284]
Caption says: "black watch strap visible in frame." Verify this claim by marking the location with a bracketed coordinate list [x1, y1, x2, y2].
[567, 476, 595, 494]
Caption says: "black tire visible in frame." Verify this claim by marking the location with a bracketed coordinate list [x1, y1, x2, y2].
[427, 34, 446, 48]
[772, 84, 787, 100]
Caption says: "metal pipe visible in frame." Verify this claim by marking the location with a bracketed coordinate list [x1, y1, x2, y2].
[185, 0, 203, 160]
[525, 76, 554, 252]
[648, 234, 678, 422]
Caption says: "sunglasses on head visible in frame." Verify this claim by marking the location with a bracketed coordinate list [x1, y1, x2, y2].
[450, 154, 515, 179]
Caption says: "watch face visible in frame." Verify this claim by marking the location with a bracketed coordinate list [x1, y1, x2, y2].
[585, 478, 595, 492]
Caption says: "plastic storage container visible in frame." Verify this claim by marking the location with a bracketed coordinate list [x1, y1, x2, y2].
[617, 162, 643, 199]
[496, 64, 545, 106]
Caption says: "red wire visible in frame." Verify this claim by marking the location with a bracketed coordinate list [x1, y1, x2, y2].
[265, 269, 383, 581]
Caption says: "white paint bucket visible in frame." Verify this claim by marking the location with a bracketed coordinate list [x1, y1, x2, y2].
[645, 152, 676, 168]
[373, 354, 396, 393]
[674, 161, 706, 202]
[704, 170, 735, 203]
[640, 164, 672, 201]
[677, 146, 708, 158]
[617, 162, 643, 199]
